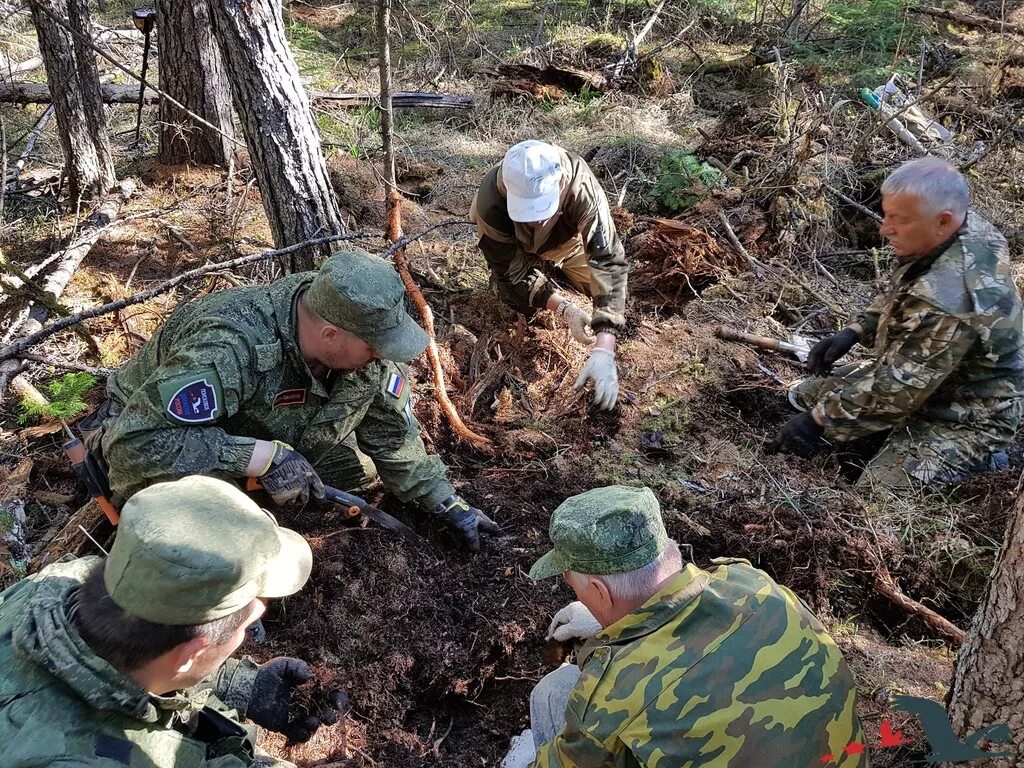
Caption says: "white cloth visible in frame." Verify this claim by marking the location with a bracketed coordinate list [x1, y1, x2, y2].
[501, 728, 538, 768]
[546, 600, 602, 642]
[556, 300, 595, 344]
[574, 348, 619, 410]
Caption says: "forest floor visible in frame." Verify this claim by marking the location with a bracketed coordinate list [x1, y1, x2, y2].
[3, 0, 1024, 765]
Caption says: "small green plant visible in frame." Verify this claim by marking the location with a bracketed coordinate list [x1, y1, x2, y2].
[652, 150, 725, 212]
[17, 373, 97, 425]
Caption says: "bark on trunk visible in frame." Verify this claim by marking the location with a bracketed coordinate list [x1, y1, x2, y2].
[155, 0, 236, 165]
[208, 0, 342, 271]
[28, 0, 115, 201]
[947, 491, 1024, 766]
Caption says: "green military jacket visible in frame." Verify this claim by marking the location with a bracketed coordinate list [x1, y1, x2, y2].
[816, 211, 1024, 441]
[532, 560, 866, 768]
[101, 272, 454, 507]
[470, 147, 628, 334]
[0, 558, 287, 768]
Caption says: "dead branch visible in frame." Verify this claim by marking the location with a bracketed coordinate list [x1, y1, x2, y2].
[824, 184, 883, 223]
[873, 569, 966, 646]
[911, 5, 1024, 35]
[5, 104, 54, 187]
[607, 0, 666, 81]
[0, 82, 473, 109]
[30, 498, 113, 571]
[377, 0, 490, 451]
[716, 211, 768, 278]
[960, 109, 1024, 172]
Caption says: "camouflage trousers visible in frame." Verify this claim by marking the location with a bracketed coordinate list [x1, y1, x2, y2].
[530, 664, 580, 748]
[792, 363, 1021, 490]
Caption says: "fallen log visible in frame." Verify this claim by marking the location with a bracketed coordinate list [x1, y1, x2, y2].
[484, 63, 607, 99]
[0, 81, 474, 109]
[6, 105, 54, 187]
[679, 49, 777, 74]
[912, 5, 1024, 35]
[30, 498, 114, 571]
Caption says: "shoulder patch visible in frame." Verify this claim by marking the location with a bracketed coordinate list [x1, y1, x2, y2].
[95, 734, 133, 765]
[158, 369, 223, 425]
[386, 372, 405, 398]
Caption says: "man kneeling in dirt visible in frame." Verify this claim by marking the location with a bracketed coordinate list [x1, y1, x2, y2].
[773, 157, 1024, 488]
[0, 476, 346, 767]
[86, 248, 498, 550]
[502, 485, 866, 768]
[470, 140, 629, 411]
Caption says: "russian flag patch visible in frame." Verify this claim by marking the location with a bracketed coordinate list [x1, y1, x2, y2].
[386, 373, 405, 398]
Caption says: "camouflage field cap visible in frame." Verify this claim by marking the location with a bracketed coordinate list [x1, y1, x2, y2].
[529, 485, 668, 580]
[307, 249, 428, 362]
[103, 476, 313, 625]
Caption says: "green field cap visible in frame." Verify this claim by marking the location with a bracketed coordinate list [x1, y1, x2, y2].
[103, 476, 313, 625]
[307, 249, 428, 362]
[530, 486, 668, 580]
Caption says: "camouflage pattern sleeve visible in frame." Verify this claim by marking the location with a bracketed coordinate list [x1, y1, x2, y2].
[209, 656, 260, 716]
[355, 363, 455, 508]
[814, 297, 977, 441]
[564, 164, 627, 335]
[854, 292, 886, 347]
[531, 685, 620, 767]
[102, 319, 261, 501]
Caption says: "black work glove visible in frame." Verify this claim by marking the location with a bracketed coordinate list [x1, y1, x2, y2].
[247, 657, 349, 743]
[260, 441, 325, 509]
[769, 412, 827, 458]
[434, 494, 501, 552]
[806, 328, 860, 376]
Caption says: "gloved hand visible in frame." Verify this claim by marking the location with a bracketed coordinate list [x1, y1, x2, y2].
[501, 728, 537, 768]
[574, 348, 619, 411]
[246, 657, 349, 743]
[259, 441, 325, 509]
[546, 601, 602, 642]
[434, 494, 501, 552]
[769, 412, 826, 458]
[555, 300, 595, 345]
[806, 328, 860, 376]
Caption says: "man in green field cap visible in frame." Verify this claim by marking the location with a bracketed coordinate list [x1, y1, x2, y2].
[500, 485, 867, 768]
[87, 248, 498, 550]
[0, 475, 347, 767]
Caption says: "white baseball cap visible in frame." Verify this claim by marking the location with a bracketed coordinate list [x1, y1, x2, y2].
[501, 140, 563, 223]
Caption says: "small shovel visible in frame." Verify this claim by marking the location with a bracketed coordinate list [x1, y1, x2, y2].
[716, 326, 812, 363]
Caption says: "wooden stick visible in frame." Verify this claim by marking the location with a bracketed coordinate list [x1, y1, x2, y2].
[911, 5, 1024, 35]
[824, 184, 883, 223]
[607, 0, 666, 80]
[5, 105, 54, 187]
[716, 210, 768, 278]
[873, 569, 966, 646]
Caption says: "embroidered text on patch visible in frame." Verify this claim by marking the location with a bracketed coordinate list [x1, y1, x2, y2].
[273, 388, 308, 409]
[166, 378, 219, 423]
[386, 373, 405, 398]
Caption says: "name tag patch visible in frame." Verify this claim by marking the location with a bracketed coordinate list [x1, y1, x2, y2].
[386, 373, 405, 398]
[165, 378, 219, 424]
[273, 388, 308, 409]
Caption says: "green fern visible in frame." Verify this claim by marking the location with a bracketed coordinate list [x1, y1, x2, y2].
[652, 150, 725, 212]
[17, 372, 97, 425]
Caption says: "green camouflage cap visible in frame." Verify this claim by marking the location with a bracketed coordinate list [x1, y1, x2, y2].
[103, 476, 313, 625]
[529, 486, 668, 580]
[307, 249, 428, 362]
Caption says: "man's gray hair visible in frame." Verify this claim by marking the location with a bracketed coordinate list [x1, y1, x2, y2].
[570, 540, 683, 604]
[881, 157, 969, 216]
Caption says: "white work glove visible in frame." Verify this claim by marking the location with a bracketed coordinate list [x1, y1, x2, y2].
[546, 601, 602, 642]
[573, 347, 619, 411]
[501, 728, 537, 768]
[555, 300, 595, 344]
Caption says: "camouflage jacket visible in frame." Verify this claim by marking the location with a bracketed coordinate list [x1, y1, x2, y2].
[0, 557, 289, 768]
[815, 212, 1024, 441]
[470, 147, 628, 334]
[532, 560, 866, 768]
[102, 273, 454, 507]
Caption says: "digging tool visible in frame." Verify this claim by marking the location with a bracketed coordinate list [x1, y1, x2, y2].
[716, 326, 811, 363]
[62, 423, 120, 525]
[245, 478, 424, 543]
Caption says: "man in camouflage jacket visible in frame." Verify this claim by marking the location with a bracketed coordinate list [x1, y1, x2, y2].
[774, 158, 1024, 488]
[0, 477, 346, 767]
[470, 140, 629, 410]
[502, 486, 866, 768]
[88, 249, 498, 550]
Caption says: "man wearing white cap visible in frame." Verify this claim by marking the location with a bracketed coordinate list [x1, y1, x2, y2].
[470, 140, 629, 411]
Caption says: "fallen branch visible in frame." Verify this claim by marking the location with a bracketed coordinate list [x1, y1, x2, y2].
[911, 5, 1024, 35]
[0, 82, 474, 109]
[716, 211, 768, 278]
[960, 109, 1024, 172]
[873, 569, 966, 646]
[5, 104, 54, 187]
[824, 184, 883, 223]
[30, 498, 113, 571]
[607, 0, 666, 81]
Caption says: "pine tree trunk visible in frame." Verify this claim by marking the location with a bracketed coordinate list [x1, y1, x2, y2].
[28, 0, 116, 201]
[155, 0, 236, 165]
[208, 0, 343, 272]
[946, 492, 1024, 766]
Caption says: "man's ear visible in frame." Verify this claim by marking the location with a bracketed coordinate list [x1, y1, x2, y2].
[589, 576, 614, 613]
[170, 636, 211, 675]
[320, 323, 339, 343]
[937, 210, 955, 230]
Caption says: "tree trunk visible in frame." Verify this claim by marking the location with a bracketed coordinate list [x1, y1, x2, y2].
[28, 0, 115, 201]
[155, 0, 235, 165]
[947, 492, 1024, 766]
[208, 0, 342, 272]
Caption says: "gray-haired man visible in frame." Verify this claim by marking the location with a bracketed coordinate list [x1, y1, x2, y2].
[773, 157, 1024, 488]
